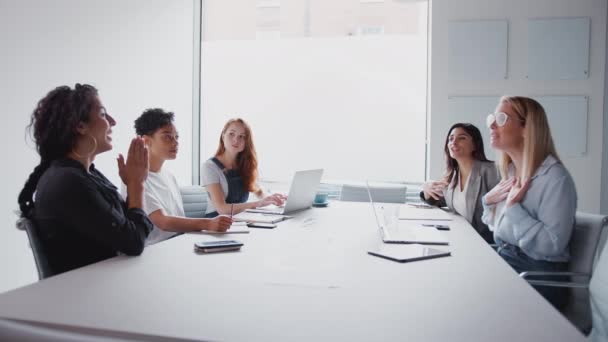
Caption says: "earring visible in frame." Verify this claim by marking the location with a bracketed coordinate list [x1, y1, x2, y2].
[72, 134, 97, 159]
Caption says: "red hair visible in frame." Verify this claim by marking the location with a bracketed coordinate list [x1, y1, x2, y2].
[215, 118, 259, 192]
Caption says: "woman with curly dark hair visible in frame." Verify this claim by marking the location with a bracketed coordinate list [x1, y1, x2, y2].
[18, 84, 153, 276]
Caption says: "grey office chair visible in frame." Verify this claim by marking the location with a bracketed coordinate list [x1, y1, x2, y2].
[589, 238, 608, 342]
[594, 223, 608, 268]
[520, 212, 608, 334]
[16, 217, 54, 280]
[180, 185, 209, 218]
[340, 183, 407, 203]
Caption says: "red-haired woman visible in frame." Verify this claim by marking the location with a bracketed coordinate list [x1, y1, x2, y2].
[202, 118, 285, 217]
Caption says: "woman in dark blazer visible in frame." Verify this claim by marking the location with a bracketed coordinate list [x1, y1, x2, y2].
[420, 123, 499, 243]
[17, 84, 153, 276]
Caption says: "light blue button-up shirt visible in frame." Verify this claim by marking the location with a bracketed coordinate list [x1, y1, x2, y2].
[482, 155, 577, 262]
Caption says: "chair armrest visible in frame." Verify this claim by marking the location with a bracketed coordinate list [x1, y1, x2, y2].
[526, 279, 589, 288]
[519, 271, 590, 288]
[519, 271, 590, 279]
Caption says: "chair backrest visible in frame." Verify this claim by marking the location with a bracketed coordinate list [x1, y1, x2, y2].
[563, 212, 608, 334]
[180, 185, 209, 218]
[340, 183, 407, 204]
[594, 225, 608, 270]
[589, 241, 608, 342]
[16, 217, 54, 280]
[569, 212, 608, 275]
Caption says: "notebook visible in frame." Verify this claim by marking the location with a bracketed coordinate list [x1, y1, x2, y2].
[246, 169, 324, 215]
[232, 211, 289, 224]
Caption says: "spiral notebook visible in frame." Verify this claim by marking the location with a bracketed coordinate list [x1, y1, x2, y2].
[233, 212, 289, 224]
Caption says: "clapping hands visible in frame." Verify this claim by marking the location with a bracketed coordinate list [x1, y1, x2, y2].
[117, 137, 149, 186]
[422, 180, 448, 200]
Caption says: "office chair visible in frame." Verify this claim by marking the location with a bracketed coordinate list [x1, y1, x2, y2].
[588, 237, 608, 342]
[520, 212, 608, 334]
[16, 217, 54, 280]
[180, 185, 209, 218]
[340, 183, 407, 203]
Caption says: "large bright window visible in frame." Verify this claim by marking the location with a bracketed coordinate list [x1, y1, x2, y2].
[200, 0, 428, 183]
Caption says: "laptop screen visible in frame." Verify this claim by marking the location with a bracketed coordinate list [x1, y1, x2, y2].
[366, 181, 385, 230]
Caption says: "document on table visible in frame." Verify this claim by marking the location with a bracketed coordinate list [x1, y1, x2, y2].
[196, 222, 250, 234]
[398, 205, 453, 221]
[233, 211, 289, 224]
[198, 229, 250, 234]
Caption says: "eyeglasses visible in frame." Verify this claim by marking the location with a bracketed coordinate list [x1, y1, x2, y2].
[486, 111, 525, 128]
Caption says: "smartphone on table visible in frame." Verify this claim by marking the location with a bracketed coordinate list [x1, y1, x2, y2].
[194, 240, 243, 253]
[247, 222, 277, 229]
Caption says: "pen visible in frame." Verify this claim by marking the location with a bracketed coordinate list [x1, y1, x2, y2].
[230, 203, 234, 219]
[422, 223, 450, 230]
[409, 203, 433, 209]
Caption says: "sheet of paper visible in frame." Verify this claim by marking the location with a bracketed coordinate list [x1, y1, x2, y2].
[398, 205, 453, 221]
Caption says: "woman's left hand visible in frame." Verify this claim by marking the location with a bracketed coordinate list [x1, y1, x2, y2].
[506, 177, 531, 207]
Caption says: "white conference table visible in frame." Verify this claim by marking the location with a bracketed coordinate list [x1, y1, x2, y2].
[0, 201, 586, 341]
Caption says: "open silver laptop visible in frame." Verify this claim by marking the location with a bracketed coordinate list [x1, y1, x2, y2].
[247, 169, 324, 215]
[367, 183, 449, 245]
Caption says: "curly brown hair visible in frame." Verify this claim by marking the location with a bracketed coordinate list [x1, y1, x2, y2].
[18, 84, 99, 216]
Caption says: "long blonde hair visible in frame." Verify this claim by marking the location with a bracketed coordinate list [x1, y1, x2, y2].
[497, 96, 561, 180]
[215, 118, 259, 193]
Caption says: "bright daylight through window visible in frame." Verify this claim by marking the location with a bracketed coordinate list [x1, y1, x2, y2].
[200, 0, 428, 185]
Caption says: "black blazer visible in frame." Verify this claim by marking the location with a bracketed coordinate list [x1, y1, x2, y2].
[32, 158, 153, 275]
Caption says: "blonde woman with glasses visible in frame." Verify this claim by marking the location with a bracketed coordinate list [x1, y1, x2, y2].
[482, 96, 577, 310]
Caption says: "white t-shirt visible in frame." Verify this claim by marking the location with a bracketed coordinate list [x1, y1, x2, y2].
[200, 159, 230, 215]
[142, 168, 184, 245]
[452, 172, 471, 218]
[201, 158, 261, 215]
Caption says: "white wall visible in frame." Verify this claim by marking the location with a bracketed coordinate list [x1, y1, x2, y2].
[429, 0, 607, 214]
[0, 0, 194, 293]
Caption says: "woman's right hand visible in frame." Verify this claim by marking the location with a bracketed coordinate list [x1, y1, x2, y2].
[422, 180, 448, 200]
[206, 215, 233, 232]
[484, 178, 515, 205]
[258, 193, 286, 207]
[117, 137, 149, 186]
